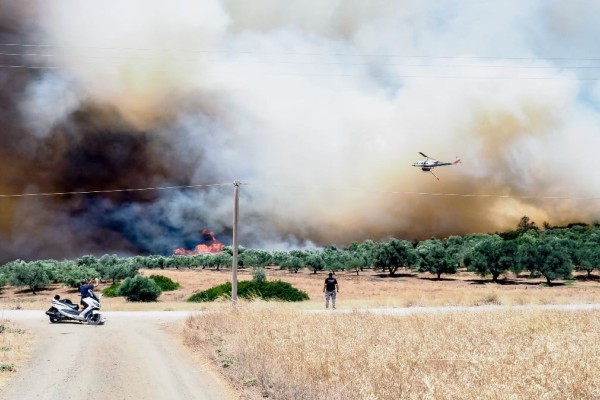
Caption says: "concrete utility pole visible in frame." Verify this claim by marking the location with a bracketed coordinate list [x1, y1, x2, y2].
[231, 180, 240, 304]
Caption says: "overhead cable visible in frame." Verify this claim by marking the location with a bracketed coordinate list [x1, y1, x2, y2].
[0, 182, 233, 198]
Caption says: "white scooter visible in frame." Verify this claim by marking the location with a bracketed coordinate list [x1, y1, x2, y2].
[45, 294, 105, 325]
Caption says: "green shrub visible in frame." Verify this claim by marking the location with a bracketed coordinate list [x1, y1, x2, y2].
[149, 275, 180, 291]
[117, 275, 162, 302]
[188, 280, 309, 302]
[102, 283, 121, 297]
[188, 282, 232, 302]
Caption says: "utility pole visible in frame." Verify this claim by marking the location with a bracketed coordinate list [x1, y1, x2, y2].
[231, 180, 240, 304]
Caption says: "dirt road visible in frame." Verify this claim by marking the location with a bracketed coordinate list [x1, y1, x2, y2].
[0, 310, 232, 400]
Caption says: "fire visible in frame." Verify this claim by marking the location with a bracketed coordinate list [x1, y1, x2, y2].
[174, 229, 223, 255]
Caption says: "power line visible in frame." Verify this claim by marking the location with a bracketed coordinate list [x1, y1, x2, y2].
[1, 181, 597, 201]
[243, 182, 600, 201]
[0, 182, 232, 198]
[2, 42, 600, 62]
[3, 63, 600, 80]
[4, 51, 600, 70]
[3, 44, 600, 79]
[392, 191, 600, 201]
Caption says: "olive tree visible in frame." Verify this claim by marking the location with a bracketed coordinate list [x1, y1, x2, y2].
[373, 239, 418, 276]
[347, 240, 376, 275]
[535, 237, 574, 285]
[464, 235, 518, 282]
[302, 250, 325, 274]
[518, 235, 573, 284]
[574, 241, 600, 279]
[0, 272, 7, 291]
[281, 254, 305, 273]
[8, 260, 50, 295]
[416, 238, 457, 279]
[574, 241, 600, 278]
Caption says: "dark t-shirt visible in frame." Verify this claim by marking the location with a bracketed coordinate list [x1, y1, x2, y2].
[79, 284, 98, 304]
[324, 277, 338, 292]
[79, 284, 95, 302]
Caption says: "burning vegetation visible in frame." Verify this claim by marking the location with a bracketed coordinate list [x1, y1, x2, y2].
[174, 230, 223, 255]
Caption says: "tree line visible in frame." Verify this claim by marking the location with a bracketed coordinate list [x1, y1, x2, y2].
[1, 217, 599, 293]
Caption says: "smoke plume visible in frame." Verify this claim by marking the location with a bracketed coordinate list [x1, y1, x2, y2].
[2, 0, 600, 262]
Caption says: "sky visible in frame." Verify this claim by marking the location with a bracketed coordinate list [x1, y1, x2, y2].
[1, 0, 600, 262]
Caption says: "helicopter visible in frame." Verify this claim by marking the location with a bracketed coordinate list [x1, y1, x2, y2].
[412, 152, 461, 180]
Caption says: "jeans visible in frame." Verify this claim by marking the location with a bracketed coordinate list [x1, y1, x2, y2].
[325, 290, 336, 308]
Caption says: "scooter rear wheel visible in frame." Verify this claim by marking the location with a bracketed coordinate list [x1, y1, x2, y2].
[47, 307, 60, 323]
[86, 313, 103, 325]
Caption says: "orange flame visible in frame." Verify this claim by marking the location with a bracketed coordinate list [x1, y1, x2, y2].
[174, 229, 223, 255]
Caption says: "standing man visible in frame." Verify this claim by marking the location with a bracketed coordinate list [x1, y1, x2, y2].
[323, 272, 339, 309]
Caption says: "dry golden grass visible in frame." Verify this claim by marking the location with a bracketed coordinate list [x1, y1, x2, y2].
[183, 304, 600, 400]
[0, 319, 33, 388]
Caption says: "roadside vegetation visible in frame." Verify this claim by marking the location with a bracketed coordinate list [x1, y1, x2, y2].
[0, 320, 33, 388]
[188, 280, 309, 302]
[117, 275, 162, 302]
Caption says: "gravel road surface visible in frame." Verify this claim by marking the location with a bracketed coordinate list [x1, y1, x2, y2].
[0, 310, 231, 400]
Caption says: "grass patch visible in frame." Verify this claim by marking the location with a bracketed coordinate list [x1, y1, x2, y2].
[474, 293, 502, 306]
[188, 280, 309, 302]
[0, 364, 15, 372]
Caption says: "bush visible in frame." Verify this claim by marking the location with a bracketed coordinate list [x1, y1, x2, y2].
[102, 283, 121, 297]
[188, 282, 231, 302]
[188, 280, 309, 302]
[117, 275, 162, 302]
[252, 267, 266, 283]
[149, 275, 180, 291]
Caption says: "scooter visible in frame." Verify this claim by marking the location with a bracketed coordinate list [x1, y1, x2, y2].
[45, 294, 105, 325]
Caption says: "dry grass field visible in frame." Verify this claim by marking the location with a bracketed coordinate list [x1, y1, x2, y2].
[183, 305, 600, 400]
[0, 319, 34, 388]
[1, 267, 600, 398]
[171, 268, 598, 400]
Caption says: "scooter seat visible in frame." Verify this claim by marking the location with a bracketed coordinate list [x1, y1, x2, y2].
[56, 299, 79, 310]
